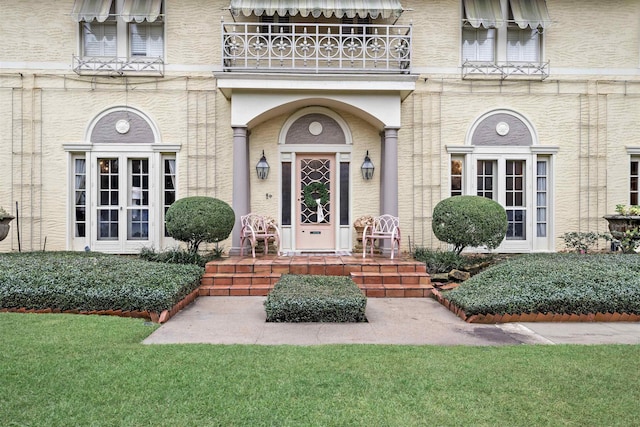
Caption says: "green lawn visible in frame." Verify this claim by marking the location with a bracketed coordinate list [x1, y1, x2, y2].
[1, 313, 639, 426]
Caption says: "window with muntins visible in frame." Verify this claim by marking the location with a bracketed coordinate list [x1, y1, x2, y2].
[451, 158, 463, 196]
[75, 0, 164, 60]
[462, 0, 548, 65]
[631, 159, 639, 205]
[536, 159, 548, 238]
[163, 157, 176, 237]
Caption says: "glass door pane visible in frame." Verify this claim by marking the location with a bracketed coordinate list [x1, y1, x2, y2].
[477, 160, 495, 199]
[127, 159, 149, 240]
[98, 158, 119, 240]
[505, 160, 526, 240]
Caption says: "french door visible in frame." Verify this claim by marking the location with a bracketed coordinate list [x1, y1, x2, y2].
[91, 154, 154, 253]
[475, 157, 532, 252]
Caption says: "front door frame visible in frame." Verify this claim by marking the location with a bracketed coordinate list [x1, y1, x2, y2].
[280, 148, 353, 253]
[295, 153, 337, 251]
[278, 107, 355, 254]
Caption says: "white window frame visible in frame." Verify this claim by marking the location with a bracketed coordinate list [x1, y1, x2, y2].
[82, 20, 118, 57]
[129, 21, 164, 57]
[447, 112, 557, 252]
[462, 27, 496, 63]
[65, 144, 179, 254]
[631, 157, 639, 206]
[79, 1, 165, 60]
[461, 0, 544, 65]
[506, 26, 540, 63]
[450, 155, 465, 196]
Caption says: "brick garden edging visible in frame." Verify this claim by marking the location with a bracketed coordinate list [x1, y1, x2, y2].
[432, 289, 640, 323]
[0, 288, 200, 324]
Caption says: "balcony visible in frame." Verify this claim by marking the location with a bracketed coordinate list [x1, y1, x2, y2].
[462, 60, 550, 80]
[72, 55, 165, 77]
[222, 22, 411, 74]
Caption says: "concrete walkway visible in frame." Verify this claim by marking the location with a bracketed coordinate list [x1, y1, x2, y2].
[142, 297, 640, 346]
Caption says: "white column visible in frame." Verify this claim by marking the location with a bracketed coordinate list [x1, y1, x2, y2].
[230, 126, 249, 255]
[381, 127, 399, 217]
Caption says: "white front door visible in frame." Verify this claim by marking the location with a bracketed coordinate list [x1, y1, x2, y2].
[91, 155, 154, 253]
[295, 154, 336, 251]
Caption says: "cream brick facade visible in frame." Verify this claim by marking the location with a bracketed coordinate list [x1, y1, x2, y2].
[2, 0, 640, 254]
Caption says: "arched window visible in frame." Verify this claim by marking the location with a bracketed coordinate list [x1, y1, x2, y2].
[64, 107, 179, 253]
[447, 110, 557, 252]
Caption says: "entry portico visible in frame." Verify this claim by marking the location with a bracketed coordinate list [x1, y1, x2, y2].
[216, 73, 416, 254]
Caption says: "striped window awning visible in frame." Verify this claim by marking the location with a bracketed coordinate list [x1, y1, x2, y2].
[71, 0, 113, 22]
[510, 0, 550, 29]
[71, 0, 162, 23]
[228, 0, 405, 19]
[463, 0, 503, 29]
[463, 0, 550, 29]
[122, 0, 163, 22]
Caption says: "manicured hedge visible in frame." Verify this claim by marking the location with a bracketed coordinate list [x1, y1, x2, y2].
[443, 253, 640, 316]
[432, 196, 507, 254]
[264, 274, 367, 322]
[0, 252, 203, 313]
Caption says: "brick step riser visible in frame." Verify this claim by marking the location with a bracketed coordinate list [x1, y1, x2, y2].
[202, 275, 430, 287]
[204, 265, 427, 275]
[200, 284, 433, 298]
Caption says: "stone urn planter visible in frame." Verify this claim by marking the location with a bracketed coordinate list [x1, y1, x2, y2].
[0, 215, 15, 241]
[603, 215, 640, 240]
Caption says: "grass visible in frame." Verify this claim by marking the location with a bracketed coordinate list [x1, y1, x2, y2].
[1, 313, 639, 426]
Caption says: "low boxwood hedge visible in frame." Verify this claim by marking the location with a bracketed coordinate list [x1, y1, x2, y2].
[264, 274, 367, 322]
[443, 253, 640, 316]
[0, 252, 203, 313]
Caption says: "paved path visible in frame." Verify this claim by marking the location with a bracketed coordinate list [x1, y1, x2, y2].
[143, 297, 640, 346]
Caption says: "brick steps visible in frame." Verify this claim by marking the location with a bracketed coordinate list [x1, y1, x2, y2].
[199, 255, 432, 298]
[350, 272, 433, 298]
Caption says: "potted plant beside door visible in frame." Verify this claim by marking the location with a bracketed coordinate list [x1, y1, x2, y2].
[0, 206, 15, 242]
[353, 215, 373, 251]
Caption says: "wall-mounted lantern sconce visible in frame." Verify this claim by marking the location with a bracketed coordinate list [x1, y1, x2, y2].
[256, 150, 270, 180]
[361, 150, 375, 180]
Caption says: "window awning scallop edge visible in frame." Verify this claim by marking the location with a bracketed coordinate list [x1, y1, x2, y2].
[122, 0, 162, 23]
[509, 0, 550, 29]
[229, 0, 405, 19]
[71, 0, 113, 22]
[463, 0, 503, 29]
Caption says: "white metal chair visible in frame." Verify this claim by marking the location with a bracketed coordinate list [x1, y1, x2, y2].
[362, 214, 401, 259]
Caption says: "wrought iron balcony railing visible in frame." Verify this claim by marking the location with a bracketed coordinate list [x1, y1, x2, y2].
[222, 22, 411, 73]
[462, 60, 550, 80]
[72, 55, 165, 76]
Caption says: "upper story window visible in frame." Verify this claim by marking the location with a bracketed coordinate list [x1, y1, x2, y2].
[462, 0, 549, 79]
[72, 0, 165, 76]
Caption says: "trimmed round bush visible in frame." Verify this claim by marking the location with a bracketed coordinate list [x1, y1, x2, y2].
[165, 197, 235, 254]
[432, 195, 507, 254]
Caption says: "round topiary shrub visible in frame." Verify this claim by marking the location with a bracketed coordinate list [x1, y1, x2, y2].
[165, 197, 235, 254]
[432, 195, 507, 254]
